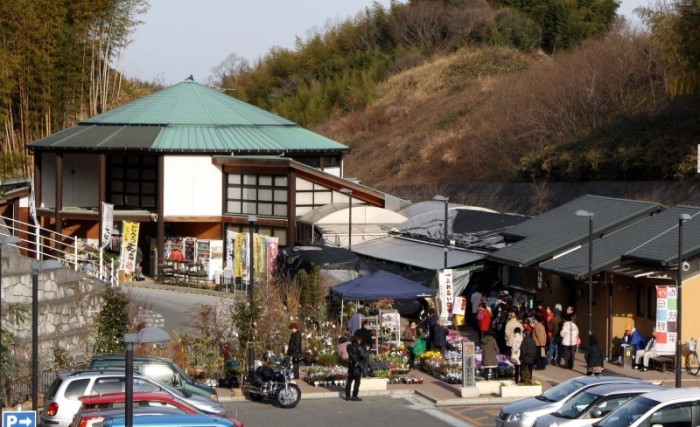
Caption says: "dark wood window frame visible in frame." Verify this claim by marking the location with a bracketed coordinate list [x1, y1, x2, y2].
[225, 173, 288, 218]
[108, 155, 157, 209]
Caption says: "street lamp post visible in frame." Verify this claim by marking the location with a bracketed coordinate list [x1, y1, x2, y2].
[123, 327, 171, 427]
[339, 188, 353, 250]
[676, 213, 691, 388]
[31, 259, 63, 411]
[576, 210, 594, 340]
[247, 215, 257, 378]
[432, 195, 449, 269]
[1, 235, 21, 405]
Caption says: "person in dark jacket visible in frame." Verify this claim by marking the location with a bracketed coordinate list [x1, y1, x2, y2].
[585, 335, 605, 375]
[287, 322, 302, 379]
[425, 307, 439, 350]
[345, 331, 368, 401]
[481, 330, 500, 380]
[520, 329, 537, 385]
[432, 318, 449, 356]
[357, 320, 374, 375]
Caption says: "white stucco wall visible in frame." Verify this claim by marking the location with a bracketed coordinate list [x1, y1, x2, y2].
[64, 154, 100, 207]
[39, 153, 99, 208]
[40, 152, 56, 208]
[163, 156, 222, 216]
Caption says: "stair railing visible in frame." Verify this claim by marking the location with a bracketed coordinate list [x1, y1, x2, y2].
[0, 214, 117, 287]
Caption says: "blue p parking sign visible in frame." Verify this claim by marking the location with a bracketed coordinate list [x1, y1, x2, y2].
[2, 411, 36, 427]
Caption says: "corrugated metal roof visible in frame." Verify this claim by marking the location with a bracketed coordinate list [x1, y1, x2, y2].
[623, 206, 700, 267]
[30, 125, 163, 149]
[490, 195, 663, 267]
[152, 126, 348, 152]
[352, 236, 485, 270]
[29, 79, 349, 154]
[83, 80, 294, 126]
[539, 207, 700, 279]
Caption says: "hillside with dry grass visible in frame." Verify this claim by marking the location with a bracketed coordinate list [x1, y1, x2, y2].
[314, 28, 699, 191]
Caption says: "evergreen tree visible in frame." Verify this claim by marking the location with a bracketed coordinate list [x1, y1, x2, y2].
[94, 287, 130, 354]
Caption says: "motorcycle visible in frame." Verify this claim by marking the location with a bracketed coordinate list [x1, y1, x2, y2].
[242, 355, 301, 408]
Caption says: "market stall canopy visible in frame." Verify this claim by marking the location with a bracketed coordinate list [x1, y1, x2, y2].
[330, 270, 436, 301]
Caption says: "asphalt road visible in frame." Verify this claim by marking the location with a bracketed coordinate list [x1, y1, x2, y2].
[122, 284, 234, 335]
[222, 395, 473, 427]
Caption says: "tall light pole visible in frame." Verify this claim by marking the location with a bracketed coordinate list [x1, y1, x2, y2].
[576, 210, 594, 341]
[247, 215, 257, 378]
[31, 259, 63, 411]
[1, 235, 21, 405]
[123, 327, 171, 427]
[432, 195, 449, 269]
[339, 188, 353, 250]
[676, 213, 691, 388]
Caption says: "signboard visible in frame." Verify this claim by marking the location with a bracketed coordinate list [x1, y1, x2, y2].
[452, 296, 467, 316]
[3, 411, 37, 427]
[655, 285, 677, 355]
[100, 202, 114, 248]
[438, 269, 454, 321]
[119, 221, 140, 273]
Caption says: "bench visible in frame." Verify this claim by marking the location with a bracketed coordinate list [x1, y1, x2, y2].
[649, 355, 675, 372]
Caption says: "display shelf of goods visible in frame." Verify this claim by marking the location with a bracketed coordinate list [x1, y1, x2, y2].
[368, 351, 410, 376]
[304, 365, 347, 387]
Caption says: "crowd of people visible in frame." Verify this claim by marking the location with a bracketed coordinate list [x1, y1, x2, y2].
[467, 289, 605, 384]
[330, 288, 660, 399]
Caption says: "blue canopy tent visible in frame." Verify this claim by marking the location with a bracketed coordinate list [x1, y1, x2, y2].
[330, 270, 436, 330]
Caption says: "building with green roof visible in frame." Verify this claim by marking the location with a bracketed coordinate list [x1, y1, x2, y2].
[28, 78, 399, 273]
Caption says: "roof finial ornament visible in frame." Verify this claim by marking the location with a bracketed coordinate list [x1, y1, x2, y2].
[186, 74, 194, 81]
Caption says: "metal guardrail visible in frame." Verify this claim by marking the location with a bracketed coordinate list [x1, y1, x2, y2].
[0, 214, 117, 286]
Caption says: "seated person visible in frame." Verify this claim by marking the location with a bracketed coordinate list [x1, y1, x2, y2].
[634, 327, 657, 372]
[618, 323, 646, 365]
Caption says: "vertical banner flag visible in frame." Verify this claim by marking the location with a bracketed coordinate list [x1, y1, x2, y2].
[119, 221, 140, 273]
[655, 285, 677, 355]
[241, 233, 250, 282]
[225, 230, 236, 270]
[29, 178, 39, 226]
[438, 269, 454, 321]
[266, 237, 279, 285]
[100, 202, 114, 248]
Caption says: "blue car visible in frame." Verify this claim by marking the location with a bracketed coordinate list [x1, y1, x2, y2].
[102, 414, 237, 427]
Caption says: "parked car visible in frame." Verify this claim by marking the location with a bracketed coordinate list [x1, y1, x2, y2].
[592, 387, 700, 427]
[99, 414, 236, 427]
[89, 355, 217, 401]
[71, 392, 243, 427]
[41, 370, 225, 427]
[533, 382, 668, 427]
[72, 406, 187, 427]
[495, 376, 647, 427]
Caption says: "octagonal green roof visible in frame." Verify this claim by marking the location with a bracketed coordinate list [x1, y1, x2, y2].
[83, 79, 295, 126]
[29, 79, 349, 154]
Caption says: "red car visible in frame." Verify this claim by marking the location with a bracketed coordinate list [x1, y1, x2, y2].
[71, 392, 243, 427]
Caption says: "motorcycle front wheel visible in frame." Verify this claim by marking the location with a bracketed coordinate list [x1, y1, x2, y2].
[275, 383, 301, 408]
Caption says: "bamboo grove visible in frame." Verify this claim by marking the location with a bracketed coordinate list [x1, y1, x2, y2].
[0, 0, 150, 179]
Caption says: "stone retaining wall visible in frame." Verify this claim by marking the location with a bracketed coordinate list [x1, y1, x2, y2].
[1, 243, 107, 368]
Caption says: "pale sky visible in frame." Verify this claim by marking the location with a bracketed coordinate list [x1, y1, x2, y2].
[122, 0, 647, 86]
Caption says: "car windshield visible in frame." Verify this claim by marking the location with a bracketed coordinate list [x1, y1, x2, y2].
[593, 396, 657, 427]
[554, 391, 598, 419]
[142, 377, 187, 398]
[538, 379, 586, 402]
